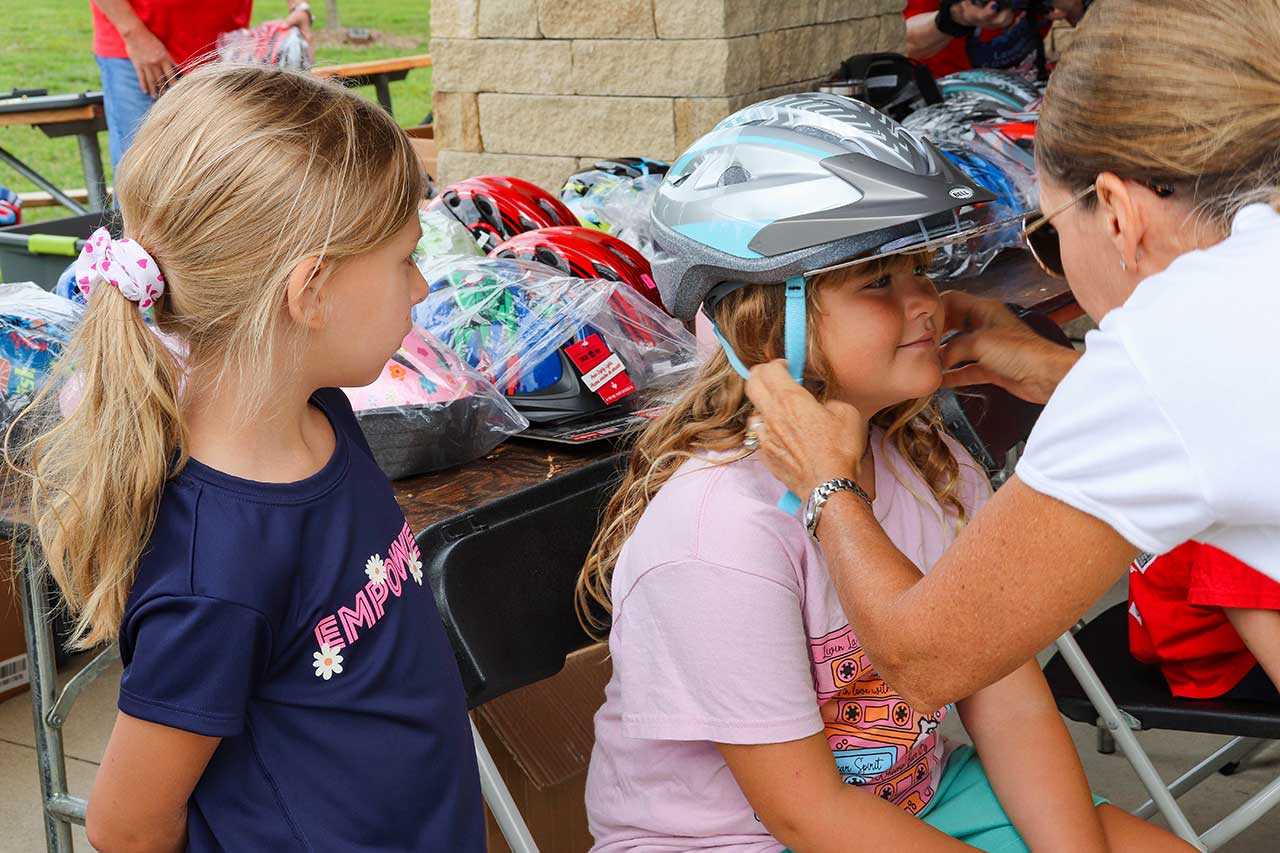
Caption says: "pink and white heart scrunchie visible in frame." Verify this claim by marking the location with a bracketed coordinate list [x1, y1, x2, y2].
[73, 227, 165, 310]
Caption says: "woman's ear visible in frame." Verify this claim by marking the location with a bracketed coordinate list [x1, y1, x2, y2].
[285, 256, 329, 330]
[1094, 172, 1145, 271]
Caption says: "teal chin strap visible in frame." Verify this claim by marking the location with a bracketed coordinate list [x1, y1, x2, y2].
[711, 275, 808, 515]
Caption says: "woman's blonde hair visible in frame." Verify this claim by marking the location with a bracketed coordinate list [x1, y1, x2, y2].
[6, 64, 423, 648]
[576, 259, 966, 636]
[1037, 0, 1280, 225]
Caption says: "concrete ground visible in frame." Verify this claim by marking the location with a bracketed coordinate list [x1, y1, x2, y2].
[1, 581, 1278, 851]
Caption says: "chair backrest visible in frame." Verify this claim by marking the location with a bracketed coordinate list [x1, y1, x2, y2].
[418, 453, 627, 709]
[940, 305, 1073, 474]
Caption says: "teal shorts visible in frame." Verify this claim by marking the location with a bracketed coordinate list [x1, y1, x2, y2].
[784, 745, 1106, 853]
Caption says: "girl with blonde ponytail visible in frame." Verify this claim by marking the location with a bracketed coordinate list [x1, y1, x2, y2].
[580, 94, 1192, 852]
[6, 65, 483, 852]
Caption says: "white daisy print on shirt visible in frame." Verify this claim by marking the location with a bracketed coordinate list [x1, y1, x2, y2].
[365, 554, 387, 585]
[408, 551, 424, 585]
[313, 645, 344, 680]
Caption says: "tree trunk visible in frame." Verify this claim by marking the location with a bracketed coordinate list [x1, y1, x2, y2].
[325, 0, 340, 30]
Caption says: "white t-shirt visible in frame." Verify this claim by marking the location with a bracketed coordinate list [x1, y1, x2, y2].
[1017, 203, 1280, 578]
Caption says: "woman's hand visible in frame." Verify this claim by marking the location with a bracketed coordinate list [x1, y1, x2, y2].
[1049, 0, 1088, 26]
[121, 25, 177, 98]
[939, 291, 1081, 405]
[744, 360, 868, 499]
[952, 1, 1019, 31]
[284, 3, 316, 50]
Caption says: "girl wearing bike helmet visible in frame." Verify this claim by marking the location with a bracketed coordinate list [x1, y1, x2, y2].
[576, 95, 1190, 853]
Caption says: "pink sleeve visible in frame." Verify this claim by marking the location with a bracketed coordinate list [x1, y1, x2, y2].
[614, 560, 824, 745]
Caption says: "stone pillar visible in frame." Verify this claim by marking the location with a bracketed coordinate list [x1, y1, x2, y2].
[431, 0, 907, 191]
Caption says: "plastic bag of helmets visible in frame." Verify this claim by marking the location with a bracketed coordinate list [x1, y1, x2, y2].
[216, 20, 313, 70]
[413, 249, 695, 427]
[342, 326, 528, 479]
[558, 158, 669, 258]
[0, 282, 85, 437]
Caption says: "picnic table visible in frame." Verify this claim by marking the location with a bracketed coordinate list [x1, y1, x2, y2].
[0, 91, 108, 215]
[312, 54, 433, 116]
[16, 247, 1072, 852]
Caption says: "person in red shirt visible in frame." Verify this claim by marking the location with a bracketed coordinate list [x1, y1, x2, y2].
[1129, 542, 1280, 703]
[904, 0, 1088, 80]
[92, 1, 314, 170]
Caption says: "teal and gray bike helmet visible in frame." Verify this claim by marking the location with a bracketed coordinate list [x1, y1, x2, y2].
[650, 92, 998, 383]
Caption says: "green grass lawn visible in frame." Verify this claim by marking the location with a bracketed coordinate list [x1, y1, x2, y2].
[0, 0, 431, 223]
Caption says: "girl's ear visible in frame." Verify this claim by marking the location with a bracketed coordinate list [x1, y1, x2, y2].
[285, 256, 329, 330]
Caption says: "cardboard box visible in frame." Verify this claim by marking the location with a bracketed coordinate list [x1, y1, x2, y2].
[0, 539, 31, 704]
[405, 124, 438, 180]
[474, 642, 611, 853]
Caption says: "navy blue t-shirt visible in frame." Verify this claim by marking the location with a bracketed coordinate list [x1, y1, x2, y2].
[118, 388, 484, 852]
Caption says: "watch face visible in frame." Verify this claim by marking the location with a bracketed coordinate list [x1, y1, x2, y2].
[803, 494, 819, 534]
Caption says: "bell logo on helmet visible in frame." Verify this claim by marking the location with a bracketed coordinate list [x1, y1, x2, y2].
[948, 186, 975, 200]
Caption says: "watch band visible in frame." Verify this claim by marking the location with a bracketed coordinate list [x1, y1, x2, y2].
[935, 0, 977, 38]
[804, 477, 873, 539]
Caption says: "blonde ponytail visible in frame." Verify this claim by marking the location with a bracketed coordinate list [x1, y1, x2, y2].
[13, 287, 186, 647]
[6, 64, 422, 648]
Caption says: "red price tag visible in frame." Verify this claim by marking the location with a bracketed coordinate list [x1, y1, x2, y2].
[564, 334, 636, 405]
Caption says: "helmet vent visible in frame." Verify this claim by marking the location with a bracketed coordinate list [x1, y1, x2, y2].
[592, 262, 622, 282]
[718, 165, 752, 186]
[535, 247, 566, 271]
[538, 199, 566, 223]
[792, 125, 846, 146]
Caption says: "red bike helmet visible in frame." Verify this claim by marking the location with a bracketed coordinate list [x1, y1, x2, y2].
[490, 226, 663, 311]
[427, 175, 576, 252]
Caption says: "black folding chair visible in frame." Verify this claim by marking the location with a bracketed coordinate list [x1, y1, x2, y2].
[1043, 605, 1280, 850]
[416, 452, 626, 853]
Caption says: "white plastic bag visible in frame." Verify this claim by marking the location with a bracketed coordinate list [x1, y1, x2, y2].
[414, 208, 484, 262]
[216, 21, 312, 71]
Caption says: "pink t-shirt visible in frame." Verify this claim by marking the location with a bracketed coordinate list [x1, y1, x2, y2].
[586, 429, 991, 853]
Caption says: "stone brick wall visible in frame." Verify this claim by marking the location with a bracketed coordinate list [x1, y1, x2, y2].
[431, 0, 908, 190]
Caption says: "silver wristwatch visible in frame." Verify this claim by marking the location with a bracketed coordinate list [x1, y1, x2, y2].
[803, 478, 872, 539]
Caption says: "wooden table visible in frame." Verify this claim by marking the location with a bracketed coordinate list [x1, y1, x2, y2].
[0, 92, 108, 214]
[390, 249, 1075, 532]
[312, 54, 433, 117]
[392, 438, 613, 531]
[955, 249, 1082, 325]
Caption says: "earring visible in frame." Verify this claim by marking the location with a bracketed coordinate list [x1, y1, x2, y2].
[1120, 258, 1128, 272]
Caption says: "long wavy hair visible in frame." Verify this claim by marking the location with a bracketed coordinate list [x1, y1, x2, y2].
[4, 64, 422, 649]
[576, 258, 967, 636]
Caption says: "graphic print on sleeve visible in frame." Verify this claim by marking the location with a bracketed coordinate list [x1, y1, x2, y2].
[811, 625, 947, 814]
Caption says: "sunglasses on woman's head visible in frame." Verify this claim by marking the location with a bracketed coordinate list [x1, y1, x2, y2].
[1021, 180, 1175, 278]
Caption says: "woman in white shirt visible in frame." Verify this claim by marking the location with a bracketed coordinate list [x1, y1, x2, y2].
[742, 0, 1280, 710]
